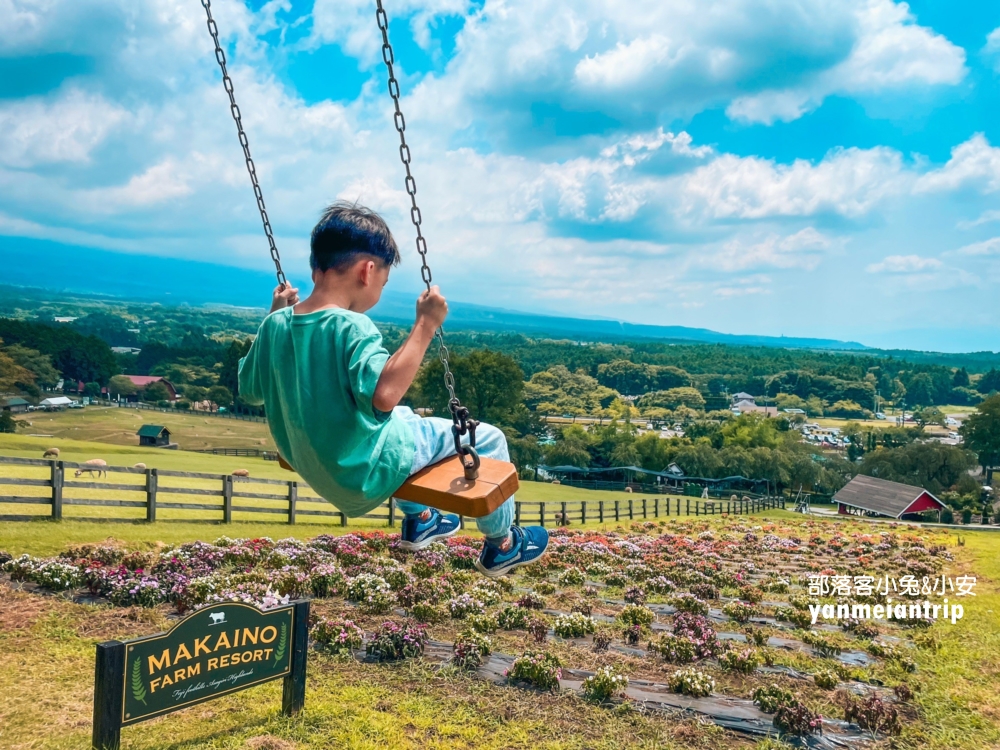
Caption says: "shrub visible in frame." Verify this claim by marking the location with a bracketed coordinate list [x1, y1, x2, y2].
[841, 617, 879, 639]
[941, 508, 955, 524]
[592, 630, 612, 652]
[411, 550, 447, 578]
[558, 567, 586, 586]
[893, 683, 914, 702]
[506, 651, 562, 691]
[841, 693, 901, 736]
[582, 665, 629, 703]
[554, 612, 596, 638]
[671, 593, 709, 615]
[310, 564, 345, 598]
[27, 560, 82, 592]
[312, 618, 364, 655]
[722, 600, 757, 624]
[813, 669, 838, 690]
[737, 584, 765, 603]
[498, 604, 530, 630]
[534, 581, 557, 595]
[624, 586, 647, 605]
[646, 575, 675, 594]
[346, 574, 394, 614]
[773, 702, 823, 736]
[448, 594, 486, 619]
[528, 617, 549, 643]
[719, 648, 760, 674]
[668, 667, 715, 698]
[516, 592, 546, 610]
[467, 612, 499, 634]
[743, 626, 769, 647]
[365, 621, 427, 661]
[470, 581, 504, 606]
[604, 572, 628, 587]
[410, 602, 446, 624]
[801, 631, 842, 658]
[690, 583, 719, 600]
[753, 684, 796, 714]
[672, 613, 720, 659]
[618, 604, 655, 628]
[776, 607, 813, 629]
[453, 631, 492, 669]
[622, 624, 643, 645]
[648, 633, 697, 663]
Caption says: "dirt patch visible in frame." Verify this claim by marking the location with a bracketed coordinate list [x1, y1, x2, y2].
[245, 735, 297, 750]
[0, 584, 61, 631]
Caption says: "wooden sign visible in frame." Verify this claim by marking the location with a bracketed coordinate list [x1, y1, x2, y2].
[92, 600, 308, 750]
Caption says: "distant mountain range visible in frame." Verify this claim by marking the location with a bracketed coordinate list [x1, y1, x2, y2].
[0, 237, 868, 351]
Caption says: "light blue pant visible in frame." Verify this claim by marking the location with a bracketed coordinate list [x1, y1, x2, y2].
[392, 406, 515, 539]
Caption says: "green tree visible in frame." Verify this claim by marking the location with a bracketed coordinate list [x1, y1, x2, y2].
[960, 394, 1000, 471]
[413, 350, 525, 427]
[638, 387, 705, 410]
[5, 345, 59, 389]
[83, 382, 102, 398]
[219, 339, 253, 396]
[978, 369, 1000, 394]
[523, 365, 617, 416]
[0, 410, 17, 433]
[108, 375, 137, 399]
[143, 381, 171, 402]
[906, 373, 935, 406]
[953, 367, 970, 388]
[544, 425, 593, 468]
[859, 442, 976, 495]
[0, 342, 35, 394]
[207, 385, 233, 408]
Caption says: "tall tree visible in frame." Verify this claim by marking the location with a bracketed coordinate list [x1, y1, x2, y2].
[961, 394, 1000, 471]
[413, 350, 525, 427]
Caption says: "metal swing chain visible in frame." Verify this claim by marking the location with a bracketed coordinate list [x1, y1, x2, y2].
[376, 0, 479, 470]
[200, 0, 287, 290]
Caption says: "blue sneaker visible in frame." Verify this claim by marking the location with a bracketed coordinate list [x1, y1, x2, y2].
[399, 509, 461, 550]
[475, 526, 549, 578]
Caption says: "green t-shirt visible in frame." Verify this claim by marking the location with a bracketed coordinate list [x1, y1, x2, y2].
[238, 307, 415, 517]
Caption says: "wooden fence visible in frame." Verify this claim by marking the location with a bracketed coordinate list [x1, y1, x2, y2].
[0, 455, 784, 528]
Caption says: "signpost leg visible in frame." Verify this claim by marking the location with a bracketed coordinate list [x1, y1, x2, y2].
[93, 641, 125, 750]
[282, 601, 309, 716]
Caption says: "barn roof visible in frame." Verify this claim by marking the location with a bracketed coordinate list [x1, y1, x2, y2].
[2, 397, 29, 406]
[833, 474, 946, 518]
[136, 424, 169, 438]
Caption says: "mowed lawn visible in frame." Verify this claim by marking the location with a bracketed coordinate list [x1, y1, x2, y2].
[14, 405, 275, 451]
[0, 433, 672, 531]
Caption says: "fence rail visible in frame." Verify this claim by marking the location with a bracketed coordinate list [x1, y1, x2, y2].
[96, 399, 268, 423]
[192, 448, 279, 461]
[0, 455, 784, 528]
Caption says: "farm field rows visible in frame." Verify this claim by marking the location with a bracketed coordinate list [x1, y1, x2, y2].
[2, 513, 999, 750]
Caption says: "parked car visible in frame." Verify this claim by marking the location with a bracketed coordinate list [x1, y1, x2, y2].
[875, 412, 886, 420]
[68, 401, 84, 409]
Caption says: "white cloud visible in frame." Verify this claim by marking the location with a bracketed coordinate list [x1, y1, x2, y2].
[953, 237, 1000, 257]
[711, 228, 833, 271]
[914, 134, 1000, 194]
[728, 0, 966, 124]
[958, 210, 1000, 230]
[680, 146, 905, 220]
[0, 90, 127, 167]
[866, 254, 942, 273]
[985, 27, 1000, 72]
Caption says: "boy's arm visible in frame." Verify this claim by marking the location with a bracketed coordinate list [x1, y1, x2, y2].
[238, 283, 298, 406]
[372, 286, 448, 413]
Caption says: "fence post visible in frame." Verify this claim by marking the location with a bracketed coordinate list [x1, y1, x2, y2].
[655, 497, 659, 517]
[629, 498, 634, 520]
[282, 600, 309, 716]
[515, 501, 521, 526]
[223, 475, 233, 524]
[340, 511, 348, 527]
[91, 640, 125, 750]
[561, 501, 567, 526]
[288, 481, 298, 525]
[51, 460, 63, 520]
[145, 468, 158, 523]
[599, 500, 605, 524]
[686, 498, 690, 515]
[387, 497, 394, 528]
[459, 515, 465, 530]
[614, 500, 620, 522]
[581, 500, 587, 525]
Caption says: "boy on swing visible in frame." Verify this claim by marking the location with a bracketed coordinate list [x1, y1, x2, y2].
[238, 202, 549, 576]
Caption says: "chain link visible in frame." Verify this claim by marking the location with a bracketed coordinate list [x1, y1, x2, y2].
[376, 0, 475, 446]
[200, 0, 286, 289]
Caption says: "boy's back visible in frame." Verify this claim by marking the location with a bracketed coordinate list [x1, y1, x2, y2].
[238, 306, 415, 517]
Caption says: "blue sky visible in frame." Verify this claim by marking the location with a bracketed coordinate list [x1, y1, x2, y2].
[2, 0, 1000, 351]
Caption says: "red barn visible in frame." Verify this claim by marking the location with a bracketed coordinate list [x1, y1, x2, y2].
[833, 475, 947, 520]
[123, 376, 178, 401]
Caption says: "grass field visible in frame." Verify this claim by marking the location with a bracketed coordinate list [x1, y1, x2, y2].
[14, 405, 274, 451]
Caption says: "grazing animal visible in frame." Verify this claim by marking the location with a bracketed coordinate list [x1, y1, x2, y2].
[554, 511, 569, 526]
[43, 448, 60, 458]
[133, 463, 147, 471]
[75, 459, 107, 478]
[624, 486, 633, 493]
[231, 468, 250, 482]
[551, 479, 561, 485]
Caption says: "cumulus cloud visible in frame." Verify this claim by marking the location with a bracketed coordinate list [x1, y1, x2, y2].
[728, 0, 966, 124]
[679, 146, 905, 220]
[914, 134, 1000, 194]
[866, 254, 943, 273]
[985, 27, 1000, 72]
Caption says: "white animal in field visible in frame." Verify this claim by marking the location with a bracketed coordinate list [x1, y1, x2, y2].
[43, 448, 60, 458]
[624, 486, 633, 493]
[231, 468, 250, 482]
[75, 459, 107, 478]
[133, 463, 146, 470]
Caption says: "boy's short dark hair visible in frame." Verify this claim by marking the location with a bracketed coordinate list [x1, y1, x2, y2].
[310, 201, 401, 272]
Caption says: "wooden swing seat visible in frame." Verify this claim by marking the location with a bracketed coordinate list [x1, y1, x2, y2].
[277, 453, 518, 518]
